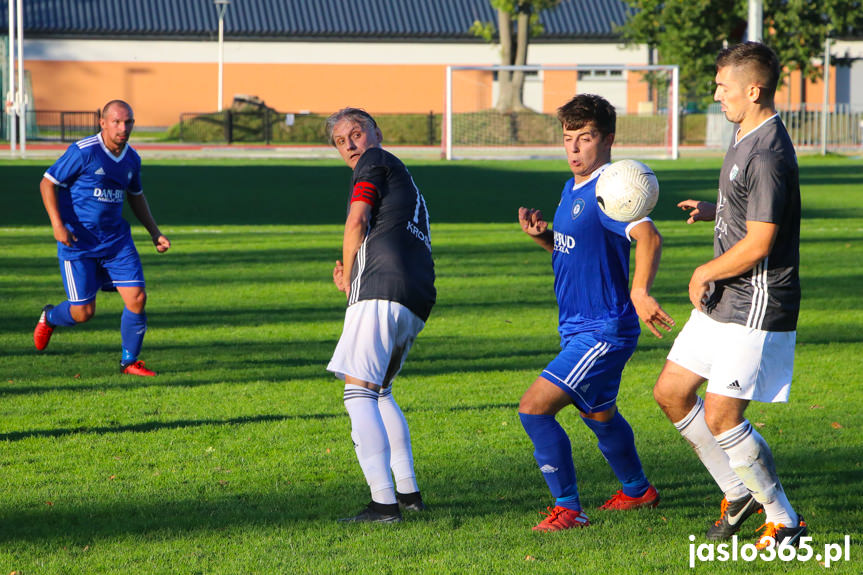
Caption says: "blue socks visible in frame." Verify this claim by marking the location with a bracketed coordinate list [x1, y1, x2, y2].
[46, 301, 77, 327]
[120, 307, 147, 364]
[519, 413, 581, 511]
[581, 411, 650, 498]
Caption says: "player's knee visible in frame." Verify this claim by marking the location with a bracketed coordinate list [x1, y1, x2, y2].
[71, 303, 95, 323]
[127, 290, 147, 313]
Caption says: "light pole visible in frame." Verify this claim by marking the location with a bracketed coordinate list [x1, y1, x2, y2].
[214, 0, 230, 112]
[7, 0, 16, 154]
[747, 0, 763, 42]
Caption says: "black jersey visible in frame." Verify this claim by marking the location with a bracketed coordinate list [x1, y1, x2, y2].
[347, 148, 436, 321]
[705, 115, 801, 332]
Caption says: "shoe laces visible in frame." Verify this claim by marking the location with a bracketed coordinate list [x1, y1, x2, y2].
[755, 521, 787, 548]
[714, 497, 730, 526]
[538, 506, 570, 525]
[600, 490, 626, 509]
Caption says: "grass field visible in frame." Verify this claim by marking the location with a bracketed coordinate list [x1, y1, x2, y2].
[0, 155, 861, 574]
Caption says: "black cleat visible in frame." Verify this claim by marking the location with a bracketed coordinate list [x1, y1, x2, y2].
[706, 494, 763, 541]
[338, 501, 402, 523]
[397, 491, 426, 512]
[756, 515, 808, 549]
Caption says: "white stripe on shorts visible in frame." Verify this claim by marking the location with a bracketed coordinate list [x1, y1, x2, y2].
[563, 341, 610, 391]
[64, 260, 79, 302]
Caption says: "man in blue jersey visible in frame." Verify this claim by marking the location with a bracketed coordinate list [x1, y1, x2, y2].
[33, 100, 170, 376]
[517, 94, 674, 531]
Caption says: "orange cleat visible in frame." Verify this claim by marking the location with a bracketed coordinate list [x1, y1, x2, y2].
[34, 305, 56, 351]
[600, 485, 660, 510]
[532, 505, 590, 532]
[756, 516, 808, 550]
[121, 360, 156, 376]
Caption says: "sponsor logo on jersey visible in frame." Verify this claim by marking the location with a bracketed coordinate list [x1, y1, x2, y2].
[729, 164, 739, 181]
[726, 380, 742, 391]
[127, 171, 133, 181]
[571, 198, 585, 220]
[553, 230, 576, 254]
[93, 187, 125, 203]
[406, 220, 431, 251]
[95, 167, 106, 175]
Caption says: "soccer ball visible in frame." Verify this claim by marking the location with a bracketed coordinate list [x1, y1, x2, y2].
[595, 159, 660, 222]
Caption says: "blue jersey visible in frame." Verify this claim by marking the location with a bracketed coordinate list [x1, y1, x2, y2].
[44, 133, 143, 260]
[551, 166, 642, 343]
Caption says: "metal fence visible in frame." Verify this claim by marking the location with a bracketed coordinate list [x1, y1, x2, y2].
[778, 104, 863, 149]
[2, 110, 100, 142]
[176, 110, 440, 145]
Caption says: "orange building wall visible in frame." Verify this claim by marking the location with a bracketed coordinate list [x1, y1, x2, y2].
[542, 70, 578, 113]
[775, 67, 837, 109]
[26, 61, 454, 126]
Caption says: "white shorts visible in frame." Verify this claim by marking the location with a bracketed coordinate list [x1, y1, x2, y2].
[667, 309, 795, 403]
[327, 299, 425, 388]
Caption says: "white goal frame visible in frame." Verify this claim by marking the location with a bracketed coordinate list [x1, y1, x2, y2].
[444, 64, 679, 160]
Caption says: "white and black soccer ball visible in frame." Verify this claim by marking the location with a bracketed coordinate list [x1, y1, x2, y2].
[595, 159, 660, 222]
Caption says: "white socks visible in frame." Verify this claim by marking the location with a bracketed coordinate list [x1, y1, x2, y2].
[378, 387, 419, 495]
[715, 420, 797, 527]
[343, 384, 420, 504]
[343, 384, 396, 505]
[674, 397, 748, 500]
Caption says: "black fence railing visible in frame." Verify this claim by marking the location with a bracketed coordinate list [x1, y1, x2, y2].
[1, 110, 100, 142]
[175, 110, 441, 145]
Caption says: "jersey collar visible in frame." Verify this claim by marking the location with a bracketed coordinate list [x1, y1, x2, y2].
[734, 113, 779, 147]
[571, 162, 610, 191]
[97, 133, 129, 163]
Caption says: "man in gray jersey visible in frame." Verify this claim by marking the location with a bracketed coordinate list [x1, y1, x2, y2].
[653, 43, 807, 548]
[325, 108, 435, 523]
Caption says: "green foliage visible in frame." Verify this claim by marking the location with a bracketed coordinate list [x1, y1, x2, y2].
[167, 113, 441, 146]
[619, 0, 863, 108]
[470, 0, 562, 42]
[619, 0, 746, 109]
[0, 156, 862, 573]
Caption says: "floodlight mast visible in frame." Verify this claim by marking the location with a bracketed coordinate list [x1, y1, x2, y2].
[7, 0, 16, 154]
[747, 0, 763, 42]
[16, 0, 25, 155]
[215, 0, 230, 112]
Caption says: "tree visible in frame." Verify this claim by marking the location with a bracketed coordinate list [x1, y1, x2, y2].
[470, 0, 562, 112]
[619, 0, 863, 109]
[619, 0, 746, 109]
[767, 0, 863, 105]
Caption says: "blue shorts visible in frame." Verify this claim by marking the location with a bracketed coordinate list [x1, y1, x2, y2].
[541, 332, 637, 414]
[59, 240, 145, 304]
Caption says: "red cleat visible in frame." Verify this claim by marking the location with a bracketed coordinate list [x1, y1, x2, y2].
[532, 505, 590, 531]
[34, 305, 55, 351]
[121, 360, 156, 376]
[600, 485, 660, 510]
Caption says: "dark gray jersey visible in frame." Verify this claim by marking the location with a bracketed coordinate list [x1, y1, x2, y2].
[705, 114, 800, 331]
[348, 148, 436, 321]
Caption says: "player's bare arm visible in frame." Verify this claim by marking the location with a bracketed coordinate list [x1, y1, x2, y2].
[39, 177, 77, 247]
[689, 220, 778, 310]
[518, 206, 554, 253]
[677, 199, 717, 224]
[127, 193, 170, 253]
[341, 201, 372, 298]
[629, 220, 675, 337]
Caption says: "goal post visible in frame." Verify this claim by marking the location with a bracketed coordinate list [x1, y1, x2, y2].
[444, 64, 679, 160]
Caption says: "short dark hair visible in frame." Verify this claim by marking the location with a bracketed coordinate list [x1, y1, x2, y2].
[716, 42, 780, 100]
[325, 107, 378, 146]
[102, 99, 133, 118]
[556, 94, 616, 138]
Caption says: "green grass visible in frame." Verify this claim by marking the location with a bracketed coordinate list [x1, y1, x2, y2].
[0, 156, 862, 574]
